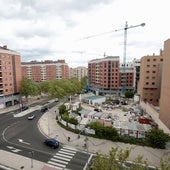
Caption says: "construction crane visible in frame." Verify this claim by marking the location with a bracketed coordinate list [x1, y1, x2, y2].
[79, 21, 145, 94]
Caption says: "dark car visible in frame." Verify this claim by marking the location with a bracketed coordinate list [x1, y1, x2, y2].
[44, 139, 59, 149]
[41, 106, 48, 113]
[21, 106, 29, 111]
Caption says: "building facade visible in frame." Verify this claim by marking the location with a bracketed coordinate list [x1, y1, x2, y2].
[88, 56, 120, 95]
[120, 62, 134, 92]
[0, 45, 22, 108]
[69, 66, 87, 81]
[21, 60, 69, 82]
[138, 51, 163, 106]
[159, 39, 170, 129]
[132, 58, 141, 92]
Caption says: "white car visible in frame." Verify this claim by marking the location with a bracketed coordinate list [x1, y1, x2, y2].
[27, 114, 35, 120]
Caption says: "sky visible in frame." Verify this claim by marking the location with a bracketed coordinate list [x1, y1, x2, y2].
[0, 0, 170, 67]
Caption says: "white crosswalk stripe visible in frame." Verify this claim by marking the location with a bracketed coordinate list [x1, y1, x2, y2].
[47, 146, 77, 169]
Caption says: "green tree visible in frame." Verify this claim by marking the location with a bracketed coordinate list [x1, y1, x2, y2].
[146, 128, 170, 149]
[86, 121, 118, 139]
[40, 81, 50, 93]
[89, 147, 130, 170]
[58, 104, 67, 115]
[20, 77, 40, 102]
[89, 147, 170, 170]
[125, 91, 134, 98]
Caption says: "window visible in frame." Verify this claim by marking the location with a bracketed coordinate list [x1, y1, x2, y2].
[152, 82, 155, 85]
[147, 59, 150, 62]
[153, 58, 156, 61]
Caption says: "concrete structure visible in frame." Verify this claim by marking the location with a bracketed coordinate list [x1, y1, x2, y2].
[83, 95, 106, 106]
[159, 39, 170, 129]
[120, 61, 134, 92]
[132, 58, 141, 92]
[0, 45, 22, 108]
[138, 51, 163, 106]
[21, 60, 69, 82]
[69, 66, 87, 81]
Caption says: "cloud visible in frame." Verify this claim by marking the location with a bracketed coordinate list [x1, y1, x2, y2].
[0, 0, 169, 68]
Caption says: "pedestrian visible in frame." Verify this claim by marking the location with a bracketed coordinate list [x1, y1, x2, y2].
[68, 136, 70, 142]
[77, 134, 80, 139]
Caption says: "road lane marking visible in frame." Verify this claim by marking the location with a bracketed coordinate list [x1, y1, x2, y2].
[18, 139, 30, 145]
[48, 161, 66, 168]
[55, 153, 73, 159]
[50, 158, 68, 164]
[58, 151, 75, 156]
[53, 155, 70, 161]
[60, 148, 76, 153]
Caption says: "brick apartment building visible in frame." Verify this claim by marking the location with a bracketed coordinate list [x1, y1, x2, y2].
[21, 60, 69, 82]
[0, 45, 22, 108]
[159, 39, 170, 129]
[88, 56, 134, 95]
[137, 51, 163, 106]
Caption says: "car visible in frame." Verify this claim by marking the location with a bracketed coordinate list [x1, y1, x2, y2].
[41, 106, 48, 113]
[44, 138, 59, 149]
[27, 114, 35, 120]
[21, 106, 29, 111]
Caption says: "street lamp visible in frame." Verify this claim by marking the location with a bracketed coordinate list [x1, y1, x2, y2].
[122, 21, 145, 94]
[29, 151, 34, 168]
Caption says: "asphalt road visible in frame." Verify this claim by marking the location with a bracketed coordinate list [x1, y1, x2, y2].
[0, 101, 91, 170]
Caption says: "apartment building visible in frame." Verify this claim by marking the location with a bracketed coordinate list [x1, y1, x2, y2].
[138, 51, 163, 106]
[88, 56, 121, 95]
[159, 39, 170, 129]
[132, 58, 141, 92]
[0, 45, 22, 108]
[69, 66, 87, 81]
[120, 62, 134, 92]
[21, 60, 69, 82]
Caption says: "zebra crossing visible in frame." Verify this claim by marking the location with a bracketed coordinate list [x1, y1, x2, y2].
[46, 146, 77, 170]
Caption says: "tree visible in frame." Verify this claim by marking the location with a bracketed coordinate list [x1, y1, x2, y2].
[125, 91, 134, 98]
[89, 147, 170, 170]
[89, 147, 130, 170]
[146, 128, 170, 149]
[58, 104, 67, 115]
[20, 77, 40, 102]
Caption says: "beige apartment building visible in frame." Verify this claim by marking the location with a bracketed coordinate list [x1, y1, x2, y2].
[69, 66, 87, 81]
[21, 60, 69, 82]
[138, 51, 163, 106]
[0, 45, 22, 108]
[159, 39, 170, 129]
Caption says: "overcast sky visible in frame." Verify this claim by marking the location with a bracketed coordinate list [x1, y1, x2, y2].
[0, 0, 169, 67]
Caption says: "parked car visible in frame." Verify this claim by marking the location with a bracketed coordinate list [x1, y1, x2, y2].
[44, 139, 59, 149]
[27, 114, 35, 120]
[21, 106, 29, 111]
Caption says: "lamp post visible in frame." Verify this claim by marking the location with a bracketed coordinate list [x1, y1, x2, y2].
[48, 107, 50, 136]
[122, 21, 145, 94]
[29, 151, 34, 168]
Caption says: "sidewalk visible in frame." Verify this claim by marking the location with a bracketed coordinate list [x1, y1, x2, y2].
[0, 100, 170, 169]
[39, 105, 170, 168]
